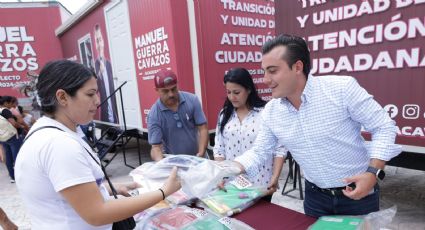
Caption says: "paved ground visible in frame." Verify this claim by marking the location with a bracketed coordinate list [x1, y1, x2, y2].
[1, 139, 424, 229]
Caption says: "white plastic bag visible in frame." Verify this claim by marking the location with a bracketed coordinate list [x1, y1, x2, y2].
[142, 155, 206, 180]
[179, 160, 241, 198]
[139, 157, 241, 198]
[363, 205, 397, 230]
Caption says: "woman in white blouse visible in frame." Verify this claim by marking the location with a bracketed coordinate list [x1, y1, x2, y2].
[213, 68, 285, 201]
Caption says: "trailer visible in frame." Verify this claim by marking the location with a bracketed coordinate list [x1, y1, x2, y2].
[52, 0, 274, 132]
[2, 0, 424, 170]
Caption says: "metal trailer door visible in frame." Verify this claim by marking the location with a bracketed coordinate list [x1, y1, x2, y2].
[104, 0, 143, 130]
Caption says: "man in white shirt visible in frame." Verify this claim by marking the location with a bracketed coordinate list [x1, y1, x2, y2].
[233, 34, 401, 217]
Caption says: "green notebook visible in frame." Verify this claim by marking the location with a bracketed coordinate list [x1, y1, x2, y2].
[201, 184, 263, 216]
[309, 216, 364, 230]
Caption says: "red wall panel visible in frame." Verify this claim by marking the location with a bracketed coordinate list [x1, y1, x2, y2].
[0, 6, 63, 98]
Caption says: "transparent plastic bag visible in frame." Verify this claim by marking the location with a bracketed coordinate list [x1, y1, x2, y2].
[133, 200, 171, 222]
[131, 157, 241, 199]
[130, 162, 157, 191]
[142, 155, 206, 180]
[363, 205, 397, 230]
[140, 206, 209, 230]
[130, 161, 197, 206]
[199, 175, 268, 216]
[166, 189, 197, 205]
[181, 214, 255, 230]
[179, 160, 241, 198]
[137, 206, 255, 230]
[130, 162, 154, 178]
[308, 206, 397, 230]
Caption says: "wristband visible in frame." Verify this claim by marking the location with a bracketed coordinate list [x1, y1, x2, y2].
[158, 188, 165, 200]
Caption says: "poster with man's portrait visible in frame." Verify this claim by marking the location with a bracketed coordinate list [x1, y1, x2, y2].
[93, 24, 119, 124]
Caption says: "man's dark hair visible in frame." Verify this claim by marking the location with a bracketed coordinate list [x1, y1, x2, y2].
[18, 105, 23, 114]
[36, 60, 96, 114]
[94, 24, 101, 33]
[262, 34, 311, 78]
[219, 68, 266, 134]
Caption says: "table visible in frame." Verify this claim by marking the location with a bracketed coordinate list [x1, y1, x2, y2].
[234, 200, 317, 230]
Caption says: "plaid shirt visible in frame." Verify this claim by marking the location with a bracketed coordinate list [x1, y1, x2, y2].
[236, 75, 401, 188]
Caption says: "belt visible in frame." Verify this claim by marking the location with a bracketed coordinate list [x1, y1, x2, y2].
[306, 180, 354, 196]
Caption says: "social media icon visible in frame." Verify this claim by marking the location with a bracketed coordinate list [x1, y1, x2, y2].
[402, 104, 420, 119]
[384, 104, 398, 118]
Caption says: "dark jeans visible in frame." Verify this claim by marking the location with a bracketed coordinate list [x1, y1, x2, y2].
[304, 180, 379, 218]
[2, 135, 23, 180]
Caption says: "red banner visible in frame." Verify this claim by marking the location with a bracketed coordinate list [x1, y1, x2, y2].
[194, 0, 276, 129]
[0, 7, 63, 99]
[128, 0, 194, 128]
[275, 0, 425, 147]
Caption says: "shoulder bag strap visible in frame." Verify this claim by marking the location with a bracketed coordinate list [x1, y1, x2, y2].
[23, 126, 63, 143]
[81, 146, 119, 198]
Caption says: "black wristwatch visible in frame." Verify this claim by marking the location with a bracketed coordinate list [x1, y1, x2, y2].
[366, 166, 385, 180]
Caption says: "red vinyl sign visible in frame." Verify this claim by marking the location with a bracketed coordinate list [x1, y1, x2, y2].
[0, 7, 63, 99]
[275, 0, 425, 147]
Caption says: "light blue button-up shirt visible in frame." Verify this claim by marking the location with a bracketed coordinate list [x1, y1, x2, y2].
[235, 75, 401, 188]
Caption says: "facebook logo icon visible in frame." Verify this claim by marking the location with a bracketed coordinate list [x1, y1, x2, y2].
[384, 104, 398, 119]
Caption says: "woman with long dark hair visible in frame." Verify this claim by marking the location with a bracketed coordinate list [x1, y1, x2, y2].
[15, 60, 181, 229]
[213, 68, 285, 200]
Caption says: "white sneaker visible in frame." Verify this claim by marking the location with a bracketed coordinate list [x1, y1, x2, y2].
[10, 179, 15, 183]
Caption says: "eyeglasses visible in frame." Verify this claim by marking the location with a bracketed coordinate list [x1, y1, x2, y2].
[173, 113, 182, 128]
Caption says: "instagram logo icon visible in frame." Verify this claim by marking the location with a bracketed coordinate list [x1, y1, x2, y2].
[402, 104, 420, 119]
